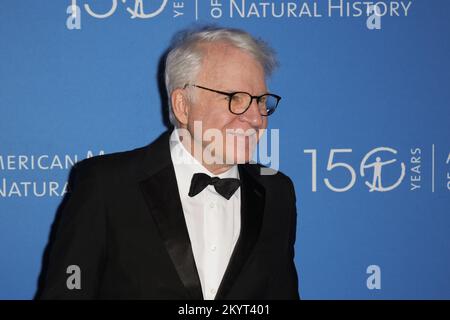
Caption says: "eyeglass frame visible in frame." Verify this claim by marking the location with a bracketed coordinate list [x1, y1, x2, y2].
[183, 84, 281, 116]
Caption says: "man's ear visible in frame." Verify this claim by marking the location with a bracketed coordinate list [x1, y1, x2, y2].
[171, 88, 189, 126]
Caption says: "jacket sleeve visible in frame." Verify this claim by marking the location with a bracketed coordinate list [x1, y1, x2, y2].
[36, 159, 107, 299]
[266, 176, 300, 300]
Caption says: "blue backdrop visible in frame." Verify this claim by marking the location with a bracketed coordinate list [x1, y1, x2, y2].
[1, 0, 449, 299]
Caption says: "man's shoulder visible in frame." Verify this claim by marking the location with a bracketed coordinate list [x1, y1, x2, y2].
[73, 145, 149, 182]
[242, 163, 295, 190]
[243, 163, 297, 210]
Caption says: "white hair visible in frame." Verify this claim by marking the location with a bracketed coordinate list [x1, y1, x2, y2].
[164, 25, 278, 127]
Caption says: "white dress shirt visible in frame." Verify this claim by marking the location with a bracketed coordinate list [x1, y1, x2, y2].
[169, 128, 241, 300]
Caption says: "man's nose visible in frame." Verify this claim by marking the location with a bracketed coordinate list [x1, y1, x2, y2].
[239, 98, 264, 127]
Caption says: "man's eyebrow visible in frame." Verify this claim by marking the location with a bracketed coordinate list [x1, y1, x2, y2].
[214, 86, 237, 93]
[223, 88, 269, 94]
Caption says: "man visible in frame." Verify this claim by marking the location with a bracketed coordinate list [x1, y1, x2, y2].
[37, 26, 299, 300]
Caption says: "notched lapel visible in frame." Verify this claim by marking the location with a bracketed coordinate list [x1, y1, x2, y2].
[139, 164, 203, 300]
[215, 164, 266, 300]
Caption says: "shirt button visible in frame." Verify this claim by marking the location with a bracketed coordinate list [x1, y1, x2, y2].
[209, 202, 215, 208]
[211, 245, 217, 252]
[210, 288, 216, 295]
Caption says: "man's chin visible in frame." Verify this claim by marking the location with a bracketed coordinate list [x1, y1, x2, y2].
[224, 151, 254, 165]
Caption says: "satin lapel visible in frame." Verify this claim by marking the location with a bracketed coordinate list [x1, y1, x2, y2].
[138, 132, 203, 300]
[215, 164, 265, 300]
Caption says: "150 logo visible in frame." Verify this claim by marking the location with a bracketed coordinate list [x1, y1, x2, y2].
[304, 147, 405, 192]
[304, 146, 449, 193]
[66, 0, 169, 29]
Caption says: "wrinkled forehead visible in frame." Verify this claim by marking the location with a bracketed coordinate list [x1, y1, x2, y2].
[195, 42, 266, 88]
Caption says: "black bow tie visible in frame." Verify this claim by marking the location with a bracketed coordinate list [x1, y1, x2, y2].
[188, 173, 241, 200]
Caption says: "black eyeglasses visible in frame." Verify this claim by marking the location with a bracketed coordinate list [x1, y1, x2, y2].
[183, 84, 281, 116]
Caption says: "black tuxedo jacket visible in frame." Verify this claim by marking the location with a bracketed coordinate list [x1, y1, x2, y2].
[37, 130, 299, 299]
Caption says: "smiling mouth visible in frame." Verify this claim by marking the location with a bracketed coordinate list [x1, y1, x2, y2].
[226, 130, 257, 137]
